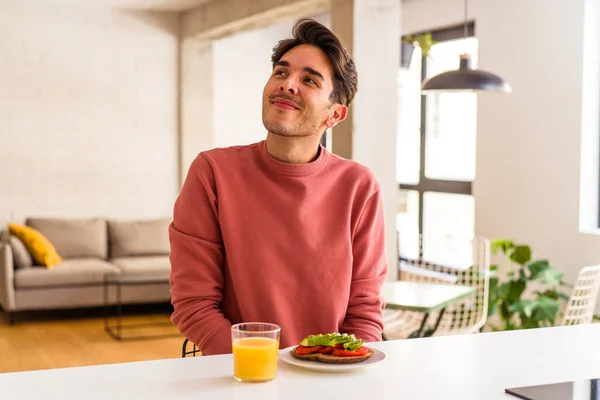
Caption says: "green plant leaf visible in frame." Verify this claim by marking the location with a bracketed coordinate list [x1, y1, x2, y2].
[527, 260, 550, 278]
[536, 269, 563, 286]
[502, 280, 526, 302]
[519, 267, 527, 281]
[520, 315, 540, 329]
[491, 238, 514, 255]
[499, 300, 511, 324]
[558, 292, 570, 302]
[489, 276, 499, 292]
[509, 300, 536, 317]
[487, 277, 500, 318]
[412, 33, 435, 56]
[532, 296, 560, 321]
[487, 302, 497, 318]
[537, 289, 558, 300]
[510, 245, 531, 265]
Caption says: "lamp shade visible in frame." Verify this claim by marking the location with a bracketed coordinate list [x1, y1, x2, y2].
[421, 54, 512, 93]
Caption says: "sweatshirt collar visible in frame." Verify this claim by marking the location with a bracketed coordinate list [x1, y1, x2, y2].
[257, 140, 329, 177]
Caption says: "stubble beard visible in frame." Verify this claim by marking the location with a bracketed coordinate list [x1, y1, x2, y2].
[262, 104, 327, 138]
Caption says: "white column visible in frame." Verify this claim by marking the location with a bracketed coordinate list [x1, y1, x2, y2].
[179, 38, 215, 185]
[331, 0, 401, 280]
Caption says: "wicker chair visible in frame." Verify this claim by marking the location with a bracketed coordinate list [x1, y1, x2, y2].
[384, 235, 491, 339]
[560, 265, 600, 326]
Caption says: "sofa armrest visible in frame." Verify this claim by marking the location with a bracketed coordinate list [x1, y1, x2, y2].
[0, 242, 16, 311]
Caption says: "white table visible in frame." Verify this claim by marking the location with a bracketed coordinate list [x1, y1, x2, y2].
[383, 281, 475, 313]
[2, 324, 600, 399]
[383, 280, 475, 338]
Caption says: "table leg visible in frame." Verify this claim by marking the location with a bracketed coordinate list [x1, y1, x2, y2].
[116, 282, 122, 340]
[104, 278, 124, 341]
[408, 313, 430, 339]
[103, 275, 109, 333]
[103, 279, 179, 341]
[423, 307, 447, 338]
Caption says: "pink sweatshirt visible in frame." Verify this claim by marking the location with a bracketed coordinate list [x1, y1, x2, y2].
[168, 140, 388, 355]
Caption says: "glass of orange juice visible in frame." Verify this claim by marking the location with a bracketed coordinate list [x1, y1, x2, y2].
[231, 322, 281, 383]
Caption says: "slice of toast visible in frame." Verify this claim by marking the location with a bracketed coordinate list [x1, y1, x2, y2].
[316, 349, 374, 364]
[290, 347, 374, 364]
[290, 348, 321, 361]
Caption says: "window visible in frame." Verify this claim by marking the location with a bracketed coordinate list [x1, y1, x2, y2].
[397, 24, 477, 264]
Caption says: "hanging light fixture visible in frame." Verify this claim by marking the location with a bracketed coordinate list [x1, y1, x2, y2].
[421, 0, 512, 94]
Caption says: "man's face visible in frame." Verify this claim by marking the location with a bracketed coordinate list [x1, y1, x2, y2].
[262, 44, 347, 138]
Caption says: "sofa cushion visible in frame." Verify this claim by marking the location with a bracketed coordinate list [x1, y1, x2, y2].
[26, 217, 107, 259]
[108, 218, 170, 258]
[9, 223, 63, 268]
[9, 235, 33, 269]
[110, 256, 170, 277]
[14, 258, 120, 288]
[0, 229, 8, 244]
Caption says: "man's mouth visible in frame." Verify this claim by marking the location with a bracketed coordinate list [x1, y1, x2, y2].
[271, 98, 300, 110]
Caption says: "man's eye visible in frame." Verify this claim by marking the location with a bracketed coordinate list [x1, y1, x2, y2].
[274, 70, 286, 76]
[305, 78, 316, 84]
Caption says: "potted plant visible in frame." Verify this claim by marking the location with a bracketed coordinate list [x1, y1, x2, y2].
[401, 32, 435, 68]
[486, 238, 571, 331]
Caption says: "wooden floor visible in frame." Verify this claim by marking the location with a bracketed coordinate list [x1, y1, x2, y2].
[0, 305, 189, 374]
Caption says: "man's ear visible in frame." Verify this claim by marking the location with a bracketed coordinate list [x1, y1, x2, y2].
[326, 104, 348, 128]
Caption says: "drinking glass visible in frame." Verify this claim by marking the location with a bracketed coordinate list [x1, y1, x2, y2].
[231, 322, 281, 382]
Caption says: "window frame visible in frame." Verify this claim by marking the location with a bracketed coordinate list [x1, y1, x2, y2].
[399, 22, 476, 235]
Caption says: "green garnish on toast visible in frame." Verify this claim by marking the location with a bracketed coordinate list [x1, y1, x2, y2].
[299, 332, 364, 351]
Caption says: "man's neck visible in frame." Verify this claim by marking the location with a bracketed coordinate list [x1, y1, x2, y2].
[265, 133, 322, 164]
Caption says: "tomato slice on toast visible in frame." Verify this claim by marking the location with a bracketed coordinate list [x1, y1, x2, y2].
[295, 345, 323, 355]
[331, 346, 370, 357]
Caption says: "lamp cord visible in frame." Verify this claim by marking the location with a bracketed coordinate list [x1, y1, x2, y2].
[463, 0, 468, 39]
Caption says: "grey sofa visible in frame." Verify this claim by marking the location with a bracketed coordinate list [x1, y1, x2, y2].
[0, 217, 172, 324]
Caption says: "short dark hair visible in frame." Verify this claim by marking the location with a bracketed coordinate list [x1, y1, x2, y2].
[271, 18, 358, 107]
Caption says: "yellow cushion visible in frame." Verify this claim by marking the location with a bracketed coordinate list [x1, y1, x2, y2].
[8, 223, 62, 268]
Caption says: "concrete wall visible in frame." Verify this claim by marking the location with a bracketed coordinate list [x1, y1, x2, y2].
[0, 6, 180, 223]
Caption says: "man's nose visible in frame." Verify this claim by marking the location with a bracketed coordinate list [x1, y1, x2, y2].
[280, 77, 299, 96]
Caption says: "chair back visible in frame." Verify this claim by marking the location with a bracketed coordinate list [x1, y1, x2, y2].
[561, 265, 600, 326]
[399, 234, 491, 333]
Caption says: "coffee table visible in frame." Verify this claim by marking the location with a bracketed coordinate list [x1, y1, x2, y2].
[102, 273, 179, 341]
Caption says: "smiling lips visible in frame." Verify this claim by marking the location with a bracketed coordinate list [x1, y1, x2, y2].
[271, 97, 301, 110]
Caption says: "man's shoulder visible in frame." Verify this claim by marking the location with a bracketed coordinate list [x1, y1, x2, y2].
[327, 151, 381, 193]
[191, 142, 261, 171]
[201, 142, 260, 162]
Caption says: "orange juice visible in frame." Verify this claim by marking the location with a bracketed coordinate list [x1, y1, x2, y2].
[232, 337, 279, 382]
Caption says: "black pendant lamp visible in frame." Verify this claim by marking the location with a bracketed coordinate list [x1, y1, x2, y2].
[421, 0, 512, 94]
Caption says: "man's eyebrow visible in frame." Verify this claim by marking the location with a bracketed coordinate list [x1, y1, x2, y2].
[274, 60, 290, 68]
[274, 60, 324, 81]
[304, 67, 324, 81]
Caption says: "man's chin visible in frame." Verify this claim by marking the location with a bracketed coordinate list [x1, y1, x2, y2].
[263, 120, 294, 137]
[267, 130, 295, 137]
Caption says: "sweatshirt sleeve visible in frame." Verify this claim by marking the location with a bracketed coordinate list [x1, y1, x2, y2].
[340, 189, 388, 343]
[168, 153, 232, 355]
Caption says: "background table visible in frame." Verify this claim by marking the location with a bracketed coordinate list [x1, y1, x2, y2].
[2, 324, 599, 400]
[382, 280, 475, 338]
[103, 273, 179, 341]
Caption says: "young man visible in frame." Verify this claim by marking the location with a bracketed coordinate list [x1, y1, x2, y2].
[169, 18, 388, 355]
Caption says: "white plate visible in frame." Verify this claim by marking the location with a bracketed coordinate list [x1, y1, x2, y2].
[278, 346, 386, 373]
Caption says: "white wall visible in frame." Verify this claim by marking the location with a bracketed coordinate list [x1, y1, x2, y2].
[402, 0, 600, 292]
[335, 0, 400, 280]
[211, 14, 331, 148]
[0, 7, 180, 223]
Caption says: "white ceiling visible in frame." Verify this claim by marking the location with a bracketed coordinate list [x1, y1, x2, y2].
[0, 0, 216, 11]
